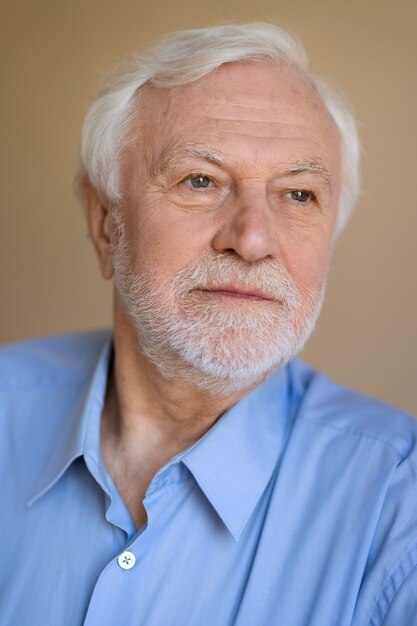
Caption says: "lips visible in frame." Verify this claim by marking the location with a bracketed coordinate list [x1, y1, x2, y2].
[195, 286, 277, 302]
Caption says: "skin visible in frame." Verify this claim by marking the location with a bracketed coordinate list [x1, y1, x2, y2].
[83, 60, 342, 528]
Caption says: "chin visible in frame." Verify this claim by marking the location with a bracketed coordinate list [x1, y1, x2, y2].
[138, 319, 308, 396]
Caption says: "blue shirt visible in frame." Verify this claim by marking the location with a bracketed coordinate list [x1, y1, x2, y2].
[1, 329, 417, 626]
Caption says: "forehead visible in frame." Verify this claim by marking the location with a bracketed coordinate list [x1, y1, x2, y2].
[129, 61, 341, 176]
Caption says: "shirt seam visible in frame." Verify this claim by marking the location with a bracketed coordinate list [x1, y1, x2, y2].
[299, 413, 417, 474]
[367, 543, 417, 625]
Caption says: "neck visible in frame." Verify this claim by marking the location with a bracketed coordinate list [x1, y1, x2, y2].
[101, 297, 255, 466]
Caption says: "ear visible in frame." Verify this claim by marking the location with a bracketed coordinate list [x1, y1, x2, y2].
[82, 176, 114, 280]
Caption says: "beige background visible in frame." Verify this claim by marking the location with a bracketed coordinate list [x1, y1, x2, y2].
[1, 0, 416, 414]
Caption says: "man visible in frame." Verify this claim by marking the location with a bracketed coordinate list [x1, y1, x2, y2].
[0, 22, 416, 626]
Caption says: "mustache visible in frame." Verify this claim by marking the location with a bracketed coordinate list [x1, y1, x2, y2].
[170, 255, 302, 308]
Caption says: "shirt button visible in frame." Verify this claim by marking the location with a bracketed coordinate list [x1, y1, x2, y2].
[117, 551, 136, 570]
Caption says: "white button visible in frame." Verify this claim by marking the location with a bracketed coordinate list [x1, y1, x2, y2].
[117, 551, 136, 570]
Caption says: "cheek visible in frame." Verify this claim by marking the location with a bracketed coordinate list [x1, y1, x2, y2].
[284, 236, 332, 296]
[125, 200, 216, 277]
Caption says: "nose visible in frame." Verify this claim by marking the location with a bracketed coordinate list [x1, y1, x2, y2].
[211, 191, 280, 262]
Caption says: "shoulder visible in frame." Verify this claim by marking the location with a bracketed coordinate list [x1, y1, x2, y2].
[0, 329, 112, 504]
[285, 360, 417, 626]
[0, 328, 112, 390]
[287, 357, 417, 465]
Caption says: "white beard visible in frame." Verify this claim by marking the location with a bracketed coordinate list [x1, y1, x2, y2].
[112, 222, 325, 395]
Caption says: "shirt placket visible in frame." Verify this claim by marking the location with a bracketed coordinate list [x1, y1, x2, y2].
[82, 461, 191, 625]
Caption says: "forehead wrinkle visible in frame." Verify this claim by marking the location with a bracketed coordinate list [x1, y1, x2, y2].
[202, 97, 324, 119]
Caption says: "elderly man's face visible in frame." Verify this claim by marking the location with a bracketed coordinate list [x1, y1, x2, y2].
[110, 61, 342, 392]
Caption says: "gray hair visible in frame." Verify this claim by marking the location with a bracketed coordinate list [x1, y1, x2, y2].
[79, 23, 360, 236]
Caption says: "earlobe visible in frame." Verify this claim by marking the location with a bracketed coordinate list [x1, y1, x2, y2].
[82, 176, 114, 280]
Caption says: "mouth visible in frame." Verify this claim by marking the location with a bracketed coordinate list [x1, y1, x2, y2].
[194, 286, 277, 302]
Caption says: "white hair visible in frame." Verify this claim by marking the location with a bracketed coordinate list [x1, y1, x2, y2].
[79, 22, 360, 236]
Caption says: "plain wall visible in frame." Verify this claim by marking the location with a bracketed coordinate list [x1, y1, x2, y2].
[1, 0, 416, 414]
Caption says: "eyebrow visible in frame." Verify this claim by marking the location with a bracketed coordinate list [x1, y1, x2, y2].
[281, 160, 334, 189]
[153, 145, 333, 189]
[153, 144, 225, 177]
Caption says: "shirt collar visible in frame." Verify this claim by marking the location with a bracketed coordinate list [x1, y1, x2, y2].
[27, 331, 113, 506]
[181, 367, 291, 542]
[27, 331, 292, 544]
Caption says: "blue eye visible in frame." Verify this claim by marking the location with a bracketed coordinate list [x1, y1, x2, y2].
[187, 175, 212, 189]
[289, 190, 314, 203]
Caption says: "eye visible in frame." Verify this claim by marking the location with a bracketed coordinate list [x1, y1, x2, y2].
[183, 174, 213, 189]
[288, 189, 316, 203]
